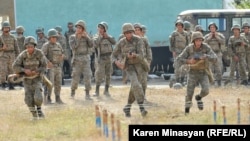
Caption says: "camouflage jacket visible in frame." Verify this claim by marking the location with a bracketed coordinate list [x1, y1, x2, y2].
[0, 33, 20, 57]
[228, 35, 249, 56]
[169, 30, 190, 54]
[12, 48, 47, 75]
[204, 32, 225, 53]
[41, 42, 64, 64]
[240, 32, 250, 52]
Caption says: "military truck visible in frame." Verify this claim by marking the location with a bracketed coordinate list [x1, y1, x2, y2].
[177, 9, 250, 71]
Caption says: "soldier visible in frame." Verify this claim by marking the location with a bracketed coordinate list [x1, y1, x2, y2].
[15, 26, 26, 52]
[141, 25, 148, 39]
[93, 22, 116, 97]
[36, 27, 48, 50]
[112, 23, 147, 117]
[183, 21, 192, 42]
[0, 21, 20, 90]
[204, 22, 225, 86]
[12, 36, 47, 120]
[133, 23, 152, 103]
[176, 32, 217, 114]
[69, 20, 93, 100]
[41, 29, 65, 104]
[169, 20, 190, 87]
[241, 22, 250, 83]
[64, 22, 76, 78]
[55, 26, 67, 85]
[224, 24, 249, 85]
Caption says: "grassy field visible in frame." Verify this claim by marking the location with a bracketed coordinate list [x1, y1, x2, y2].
[0, 84, 249, 141]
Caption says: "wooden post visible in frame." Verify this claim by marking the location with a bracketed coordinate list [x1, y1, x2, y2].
[237, 98, 241, 124]
[117, 120, 121, 141]
[103, 109, 109, 138]
[95, 105, 101, 136]
[213, 100, 217, 124]
[111, 113, 116, 141]
[222, 106, 226, 124]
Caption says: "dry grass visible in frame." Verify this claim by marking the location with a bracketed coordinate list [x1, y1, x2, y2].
[0, 84, 249, 141]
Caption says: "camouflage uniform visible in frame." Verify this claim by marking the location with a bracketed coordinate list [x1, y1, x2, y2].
[36, 28, 48, 50]
[176, 32, 217, 114]
[118, 34, 129, 84]
[240, 22, 250, 82]
[12, 36, 47, 119]
[55, 26, 67, 85]
[169, 20, 190, 85]
[93, 22, 116, 97]
[183, 21, 193, 42]
[204, 22, 225, 86]
[16, 26, 26, 52]
[133, 23, 152, 101]
[112, 23, 147, 117]
[225, 24, 249, 85]
[64, 22, 76, 77]
[0, 21, 20, 90]
[41, 29, 65, 104]
[70, 20, 93, 100]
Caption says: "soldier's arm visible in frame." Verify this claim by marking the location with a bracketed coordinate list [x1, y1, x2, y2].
[12, 52, 25, 74]
[216, 33, 226, 45]
[242, 36, 249, 48]
[169, 33, 175, 52]
[133, 38, 145, 62]
[176, 46, 189, 64]
[144, 38, 153, 63]
[14, 38, 20, 57]
[69, 35, 78, 49]
[206, 45, 217, 62]
[111, 41, 121, 62]
[107, 35, 116, 45]
[86, 35, 94, 48]
[227, 37, 235, 57]
[37, 51, 47, 74]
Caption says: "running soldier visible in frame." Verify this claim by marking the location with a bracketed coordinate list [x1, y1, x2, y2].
[69, 20, 93, 100]
[176, 31, 217, 114]
[12, 36, 47, 120]
[112, 23, 147, 117]
[224, 24, 249, 86]
[93, 22, 116, 97]
[41, 29, 65, 104]
[204, 22, 225, 86]
[241, 22, 250, 83]
[0, 21, 20, 90]
[169, 20, 190, 87]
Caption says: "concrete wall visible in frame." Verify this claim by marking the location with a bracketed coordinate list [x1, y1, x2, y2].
[0, 0, 15, 29]
[15, 0, 223, 46]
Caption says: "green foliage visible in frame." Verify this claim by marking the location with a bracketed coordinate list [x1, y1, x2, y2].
[233, 0, 250, 9]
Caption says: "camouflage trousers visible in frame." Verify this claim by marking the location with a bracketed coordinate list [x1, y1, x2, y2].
[209, 52, 223, 81]
[94, 56, 112, 86]
[229, 54, 247, 81]
[185, 70, 210, 108]
[47, 65, 62, 96]
[23, 77, 43, 107]
[126, 64, 145, 104]
[71, 59, 92, 91]
[0, 53, 15, 83]
[173, 55, 187, 82]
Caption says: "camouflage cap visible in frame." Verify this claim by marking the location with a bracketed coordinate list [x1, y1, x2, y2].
[1, 21, 11, 28]
[75, 20, 86, 30]
[195, 25, 204, 32]
[133, 23, 142, 29]
[54, 26, 63, 33]
[36, 27, 44, 34]
[242, 22, 250, 28]
[47, 29, 58, 38]
[175, 19, 184, 27]
[183, 21, 191, 30]
[191, 31, 204, 42]
[122, 23, 135, 33]
[98, 21, 108, 32]
[141, 25, 147, 32]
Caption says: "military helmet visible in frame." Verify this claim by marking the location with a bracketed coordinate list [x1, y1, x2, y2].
[24, 36, 37, 46]
[208, 22, 218, 30]
[195, 25, 204, 32]
[47, 29, 58, 38]
[75, 20, 86, 30]
[54, 26, 62, 33]
[183, 21, 191, 30]
[16, 26, 25, 33]
[122, 23, 135, 33]
[36, 28, 44, 34]
[231, 24, 241, 32]
[242, 22, 250, 28]
[141, 25, 147, 32]
[133, 23, 142, 29]
[2, 21, 11, 28]
[191, 31, 204, 42]
[98, 21, 108, 32]
[175, 19, 184, 27]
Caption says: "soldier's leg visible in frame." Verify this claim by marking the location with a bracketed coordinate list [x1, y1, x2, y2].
[185, 72, 197, 114]
[123, 89, 136, 117]
[94, 61, 103, 97]
[33, 80, 45, 118]
[70, 65, 81, 98]
[104, 60, 112, 97]
[246, 53, 250, 82]
[214, 58, 223, 87]
[238, 56, 248, 85]
[195, 72, 210, 110]
[23, 81, 37, 120]
[47, 69, 55, 103]
[7, 55, 15, 90]
[0, 57, 8, 89]
[83, 61, 92, 100]
[54, 67, 64, 104]
[225, 59, 237, 85]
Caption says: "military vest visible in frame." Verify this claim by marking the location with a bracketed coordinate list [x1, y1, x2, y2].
[1, 34, 16, 52]
[44, 42, 63, 64]
[170, 30, 189, 54]
[229, 35, 247, 54]
[22, 49, 41, 71]
[71, 35, 90, 56]
[98, 38, 113, 55]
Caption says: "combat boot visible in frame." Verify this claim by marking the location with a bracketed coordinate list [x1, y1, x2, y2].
[195, 95, 203, 110]
[185, 107, 190, 115]
[8, 82, 15, 90]
[224, 79, 231, 86]
[104, 85, 111, 97]
[240, 80, 248, 86]
[37, 107, 45, 119]
[47, 95, 52, 104]
[1, 82, 7, 89]
[29, 107, 38, 120]
[85, 90, 93, 100]
[93, 85, 100, 97]
[123, 104, 131, 117]
[70, 89, 75, 99]
[180, 77, 186, 86]
[55, 95, 64, 104]
[138, 102, 148, 117]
